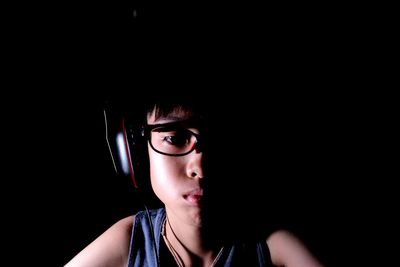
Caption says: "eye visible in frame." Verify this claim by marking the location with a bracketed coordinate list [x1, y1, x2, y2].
[162, 130, 191, 147]
[152, 127, 193, 147]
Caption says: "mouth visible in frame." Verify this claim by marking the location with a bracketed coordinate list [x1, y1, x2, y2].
[183, 188, 204, 205]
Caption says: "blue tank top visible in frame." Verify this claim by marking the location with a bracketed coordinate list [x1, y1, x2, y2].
[127, 208, 273, 267]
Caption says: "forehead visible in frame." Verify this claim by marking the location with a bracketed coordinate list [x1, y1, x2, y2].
[147, 106, 196, 124]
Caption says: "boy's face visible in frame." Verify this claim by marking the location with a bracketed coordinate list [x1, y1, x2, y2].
[146, 108, 206, 226]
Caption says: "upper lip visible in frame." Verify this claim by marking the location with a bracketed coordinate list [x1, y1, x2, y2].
[183, 188, 203, 197]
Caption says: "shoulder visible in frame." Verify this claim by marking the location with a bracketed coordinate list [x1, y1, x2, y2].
[64, 215, 135, 267]
[266, 229, 324, 267]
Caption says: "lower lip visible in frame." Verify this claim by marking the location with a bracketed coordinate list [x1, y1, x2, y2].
[185, 194, 202, 205]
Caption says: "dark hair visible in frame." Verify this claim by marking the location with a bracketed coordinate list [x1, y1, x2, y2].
[144, 95, 208, 123]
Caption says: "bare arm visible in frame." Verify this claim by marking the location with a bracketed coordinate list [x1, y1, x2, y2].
[64, 215, 134, 267]
[267, 229, 325, 267]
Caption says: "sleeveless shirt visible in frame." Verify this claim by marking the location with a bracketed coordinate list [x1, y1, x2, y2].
[127, 208, 274, 267]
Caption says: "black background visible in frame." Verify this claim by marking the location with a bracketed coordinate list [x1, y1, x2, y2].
[3, 1, 396, 267]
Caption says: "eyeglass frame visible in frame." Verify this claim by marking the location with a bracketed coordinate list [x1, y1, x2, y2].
[141, 120, 202, 157]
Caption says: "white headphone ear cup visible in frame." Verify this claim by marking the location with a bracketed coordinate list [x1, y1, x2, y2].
[121, 120, 141, 189]
[104, 102, 146, 190]
[116, 130, 132, 177]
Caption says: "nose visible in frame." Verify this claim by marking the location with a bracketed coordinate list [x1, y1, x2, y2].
[186, 151, 204, 179]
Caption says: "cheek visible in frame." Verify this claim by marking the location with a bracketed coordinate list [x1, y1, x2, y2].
[149, 151, 180, 199]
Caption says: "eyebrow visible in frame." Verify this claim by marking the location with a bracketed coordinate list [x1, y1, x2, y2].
[147, 119, 200, 129]
[158, 115, 189, 121]
[151, 113, 195, 124]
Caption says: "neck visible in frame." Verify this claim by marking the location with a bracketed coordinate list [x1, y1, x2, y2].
[163, 213, 220, 266]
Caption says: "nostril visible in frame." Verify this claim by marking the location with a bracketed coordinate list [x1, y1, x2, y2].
[189, 170, 204, 179]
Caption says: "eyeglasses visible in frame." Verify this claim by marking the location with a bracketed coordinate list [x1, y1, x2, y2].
[142, 121, 202, 156]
